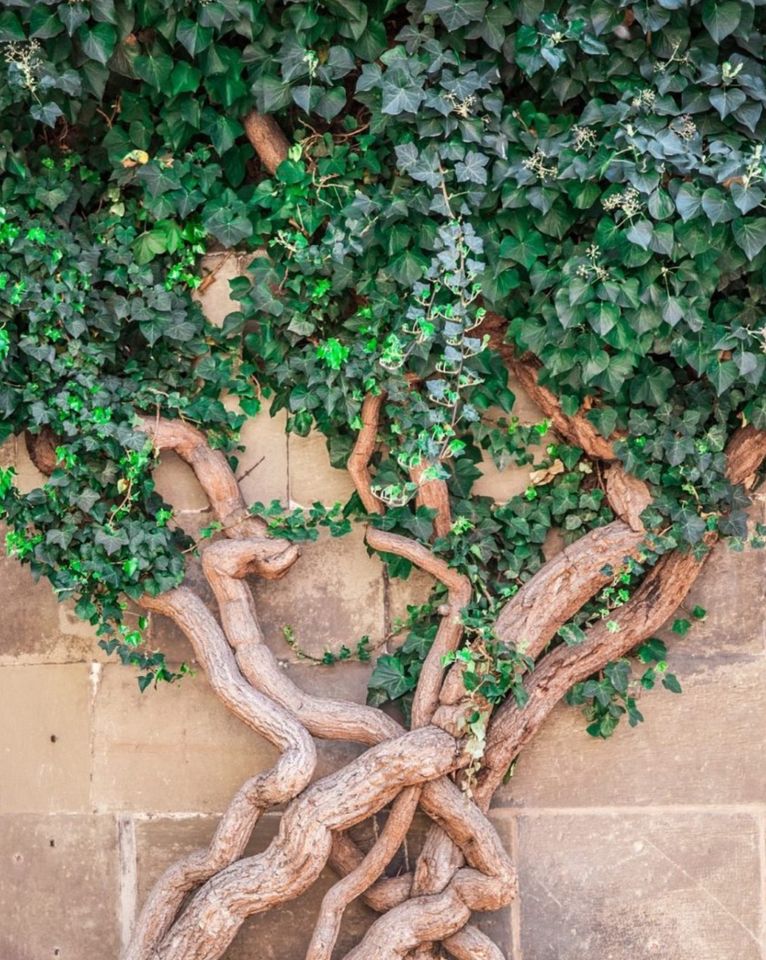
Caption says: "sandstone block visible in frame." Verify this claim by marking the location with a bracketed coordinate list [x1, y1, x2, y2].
[236, 405, 289, 507]
[194, 252, 244, 326]
[659, 537, 766, 661]
[288, 430, 355, 506]
[0, 665, 91, 813]
[494, 658, 766, 808]
[251, 525, 385, 661]
[92, 664, 278, 813]
[0, 814, 119, 959]
[516, 810, 761, 960]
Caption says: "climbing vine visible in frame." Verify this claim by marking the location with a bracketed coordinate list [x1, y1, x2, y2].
[1, 2, 765, 707]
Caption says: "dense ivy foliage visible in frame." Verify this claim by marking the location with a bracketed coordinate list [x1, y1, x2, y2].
[0, 0, 764, 725]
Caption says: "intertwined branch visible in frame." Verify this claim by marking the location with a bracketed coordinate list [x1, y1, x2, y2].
[115, 119, 766, 960]
[118, 364, 766, 960]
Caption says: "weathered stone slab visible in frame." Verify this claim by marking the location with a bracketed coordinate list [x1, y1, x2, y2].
[494, 659, 766, 808]
[237, 405, 289, 507]
[0, 814, 120, 959]
[387, 566, 435, 640]
[516, 811, 761, 960]
[153, 450, 210, 515]
[658, 536, 766, 661]
[194, 252, 247, 326]
[0, 665, 91, 813]
[251, 525, 385, 661]
[473, 453, 533, 503]
[0, 549, 96, 664]
[92, 664, 278, 813]
[288, 430, 355, 506]
[134, 814, 375, 959]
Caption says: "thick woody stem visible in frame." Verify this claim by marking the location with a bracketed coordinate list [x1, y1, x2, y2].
[157, 727, 462, 960]
[306, 787, 422, 960]
[410, 461, 452, 538]
[345, 777, 517, 960]
[348, 393, 385, 514]
[365, 528, 471, 727]
[478, 548, 707, 801]
[243, 110, 290, 174]
[126, 587, 315, 960]
[726, 423, 766, 486]
[202, 538, 403, 747]
[444, 925, 507, 960]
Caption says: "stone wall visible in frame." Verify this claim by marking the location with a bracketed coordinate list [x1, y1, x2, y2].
[1, 254, 765, 960]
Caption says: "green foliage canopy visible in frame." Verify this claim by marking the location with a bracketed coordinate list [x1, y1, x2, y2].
[0, 0, 765, 724]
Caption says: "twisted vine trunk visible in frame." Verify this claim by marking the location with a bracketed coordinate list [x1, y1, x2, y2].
[117, 402, 766, 960]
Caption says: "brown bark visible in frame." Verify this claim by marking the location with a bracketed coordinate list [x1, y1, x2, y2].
[726, 423, 766, 486]
[348, 393, 385, 514]
[121, 408, 766, 960]
[307, 786, 421, 960]
[24, 426, 59, 474]
[410, 461, 452, 538]
[243, 110, 290, 174]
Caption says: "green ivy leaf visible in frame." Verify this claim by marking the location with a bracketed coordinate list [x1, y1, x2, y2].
[702, 0, 742, 42]
[176, 19, 213, 57]
[78, 23, 117, 65]
[732, 217, 766, 260]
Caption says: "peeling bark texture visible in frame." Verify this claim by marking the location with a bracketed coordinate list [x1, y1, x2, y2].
[121, 409, 766, 960]
[242, 110, 290, 174]
[479, 548, 707, 801]
[410, 461, 452, 538]
[307, 787, 421, 960]
[604, 463, 653, 532]
[348, 393, 385, 514]
[726, 423, 766, 486]
[496, 520, 644, 658]
[444, 925, 507, 960]
[24, 426, 59, 475]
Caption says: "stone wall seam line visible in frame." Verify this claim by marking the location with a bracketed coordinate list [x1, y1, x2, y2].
[117, 813, 138, 952]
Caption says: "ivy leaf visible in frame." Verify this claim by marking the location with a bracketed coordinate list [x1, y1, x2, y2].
[367, 655, 415, 701]
[700, 188, 736, 224]
[709, 87, 746, 120]
[0, 11, 25, 41]
[673, 504, 706, 543]
[134, 54, 174, 90]
[662, 673, 682, 694]
[59, 4, 89, 35]
[424, 0, 488, 30]
[626, 219, 653, 250]
[30, 102, 64, 128]
[201, 114, 243, 155]
[78, 23, 117, 65]
[252, 74, 293, 112]
[203, 206, 253, 247]
[730, 183, 765, 215]
[586, 301, 618, 335]
[95, 527, 128, 555]
[455, 151, 489, 185]
[176, 19, 213, 57]
[499, 232, 546, 269]
[314, 87, 347, 121]
[380, 72, 426, 115]
[675, 183, 701, 221]
[702, 0, 742, 42]
[732, 217, 766, 260]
